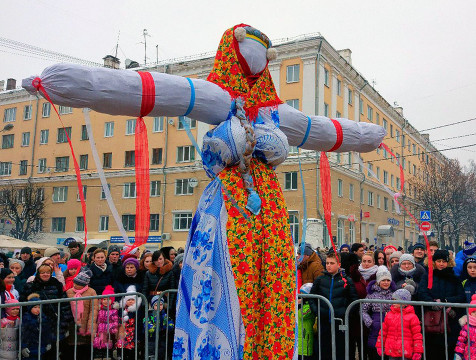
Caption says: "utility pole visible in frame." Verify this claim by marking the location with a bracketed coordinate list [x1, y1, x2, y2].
[143, 29, 150, 65]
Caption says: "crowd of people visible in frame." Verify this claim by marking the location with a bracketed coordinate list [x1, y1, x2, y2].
[297, 240, 476, 360]
[0, 242, 183, 359]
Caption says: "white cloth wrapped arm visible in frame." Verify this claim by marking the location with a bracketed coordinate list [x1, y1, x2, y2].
[22, 63, 232, 125]
[278, 103, 386, 153]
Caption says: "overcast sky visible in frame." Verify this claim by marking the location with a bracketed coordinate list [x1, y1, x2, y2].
[2, 0, 475, 166]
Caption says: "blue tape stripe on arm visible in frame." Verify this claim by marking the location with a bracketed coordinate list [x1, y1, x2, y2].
[297, 116, 312, 148]
[183, 78, 195, 117]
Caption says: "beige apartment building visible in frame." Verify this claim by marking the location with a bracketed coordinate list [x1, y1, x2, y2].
[0, 33, 441, 251]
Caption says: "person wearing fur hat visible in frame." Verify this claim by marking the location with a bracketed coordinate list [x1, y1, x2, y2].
[375, 289, 423, 360]
[461, 256, 476, 302]
[390, 254, 426, 296]
[93, 285, 120, 358]
[455, 240, 476, 277]
[298, 243, 324, 285]
[418, 249, 465, 359]
[113, 257, 144, 294]
[454, 294, 476, 360]
[117, 285, 143, 360]
[20, 293, 53, 359]
[361, 266, 397, 359]
[144, 295, 175, 360]
[0, 299, 20, 359]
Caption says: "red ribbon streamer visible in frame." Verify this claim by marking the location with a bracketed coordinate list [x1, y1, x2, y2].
[31, 77, 88, 249]
[328, 119, 343, 152]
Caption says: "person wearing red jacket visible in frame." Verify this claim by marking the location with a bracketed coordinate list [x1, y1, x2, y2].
[375, 289, 423, 360]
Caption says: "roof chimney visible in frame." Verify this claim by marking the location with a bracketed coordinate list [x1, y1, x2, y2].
[103, 55, 121, 69]
[6, 78, 16, 90]
[0, 80, 4, 91]
[338, 49, 352, 65]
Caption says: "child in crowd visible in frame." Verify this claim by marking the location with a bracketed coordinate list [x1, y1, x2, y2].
[375, 289, 423, 360]
[0, 299, 20, 359]
[117, 286, 142, 360]
[145, 295, 175, 360]
[454, 294, 476, 360]
[93, 285, 119, 359]
[461, 256, 476, 302]
[65, 270, 97, 358]
[20, 293, 52, 359]
[63, 258, 82, 291]
[298, 283, 314, 360]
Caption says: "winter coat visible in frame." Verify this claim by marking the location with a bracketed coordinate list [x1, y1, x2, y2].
[375, 305, 423, 358]
[93, 304, 120, 350]
[309, 271, 358, 319]
[145, 310, 175, 359]
[13, 274, 27, 295]
[349, 264, 376, 299]
[417, 267, 465, 304]
[66, 286, 98, 344]
[20, 312, 51, 357]
[117, 304, 144, 350]
[463, 278, 476, 303]
[361, 280, 397, 348]
[20, 276, 73, 341]
[454, 315, 476, 360]
[113, 269, 144, 295]
[109, 260, 122, 282]
[455, 250, 466, 278]
[84, 263, 113, 295]
[298, 252, 324, 284]
[143, 260, 176, 302]
[390, 263, 426, 292]
[21, 257, 36, 279]
[298, 302, 314, 356]
[0, 317, 19, 360]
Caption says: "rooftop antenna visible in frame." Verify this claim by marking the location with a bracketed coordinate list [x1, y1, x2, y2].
[114, 31, 121, 59]
[142, 29, 151, 65]
[371, 79, 377, 87]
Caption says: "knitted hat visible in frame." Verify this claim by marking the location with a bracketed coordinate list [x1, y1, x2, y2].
[123, 257, 140, 270]
[67, 259, 82, 271]
[433, 249, 450, 263]
[339, 244, 351, 252]
[299, 283, 313, 294]
[403, 279, 416, 295]
[150, 295, 164, 309]
[121, 253, 136, 264]
[297, 243, 314, 256]
[412, 243, 425, 252]
[73, 269, 92, 286]
[0, 268, 13, 280]
[108, 245, 121, 256]
[35, 257, 51, 270]
[5, 299, 20, 316]
[469, 294, 476, 315]
[464, 241, 476, 256]
[121, 285, 142, 318]
[20, 247, 32, 255]
[44, 248, 60, 258]
[102, 285, 115, 303]
[174, 253, 184, 266]
[67, 240, 80, 249]
[388, 251, 402, 263]
[376, 265, 392, 284]
[9, 259, 25, 271]
[383, 245, 397, 253]
[392, 288, 411, 302]
[27, 293, 41, 311]
[399, 254, 416, 267]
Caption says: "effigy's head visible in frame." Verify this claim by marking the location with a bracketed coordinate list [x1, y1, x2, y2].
[207, 24, 281, 116]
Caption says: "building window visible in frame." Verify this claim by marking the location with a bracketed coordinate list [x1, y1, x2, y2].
[81, 125, 89, 140]
[395, 130, 400, 143]
[2, 134, 14, 149]
[79, 154, 88, 170]
[150, 214, 160, 231]
[412, 144, 416, 154]
[77, 185, 87, 201]
[175, 179, 194, 195]
[324, 68, 329, 87]
[103, 152, 112, 168]
[0, 162, 12, 176]
[59, 106, 73, 115]
[392, 200, 396, 212]
[178, 116, 196, 130]
[51, 217, 66, 233]
[57, 127, 72, 143]
[125, 150, 135, 167]
[35, 218, 43, 233]
[23, 105, 32, 120]
[284, 172, 298, 190]
[123, 182, 136, 198]
[19, 160, 28, 175]
[104, 122, 114, 137]
[376, 113, 380, 125]
[324, 103, 329, 117]
[42, 103, 51, 118]
[402, 158, 406, 170]
[390, 124, 394, 138]
[360, 188, 364, 204]
[396, 177, 401, 190]
[391, 175, 395, 188]
[122, 214, 136, 231]
[286, 99, 299, 110]
[153, 117, 164, 132]
[359, 99, 363, 114]
[383, 170, 389, 185]
[100, 184, 111, 200]
[337, 179, 343, 197]
[368, 163, 373, 177]
[367, 105, 373, 121]
[36, 188, 44, 201]
[55, 156, 69, 172]
[376, 167, 380, 180]
[39, 129, 49, 144]
[413, 164, 417, 175]
[150, 180, 161, 197]
[349, 221, 355, 243]
[383, 119, 388, 131]
[336, 111, 341, 118]
[377, 194, 381, 209]
[348, 89, 353, 105]
[173, 212, 193, 231]
[336, 153, 341, 163]
[349, 183, 354, 201]
[126, 119, 136, 135]
[288, 146, 299, 155]
[52, 186, 68, 202]
[76, 217, 85, 232]
[337, 79, 342, 96]
[347, 152, 352, 166]
[3, 108, 16, 123]
[286, 64, 300, 83]
[337, 219, 344, 247]
[177, 146, 195, 163]
[17, 189, 26, 204]
[288, 211, 299, 244]
[152, 148, 163, 165]
[38, 158, 47, 173]
[99, 215, 109, 232]
[368, 191, 374, 206]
